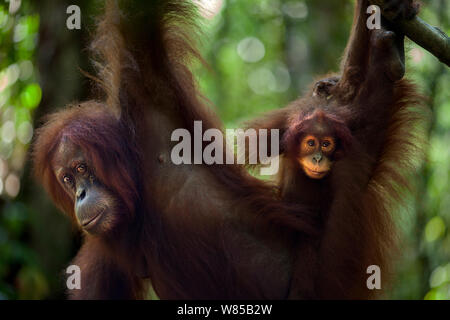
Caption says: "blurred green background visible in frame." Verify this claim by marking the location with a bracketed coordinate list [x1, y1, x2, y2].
[0, 0, 448, 299]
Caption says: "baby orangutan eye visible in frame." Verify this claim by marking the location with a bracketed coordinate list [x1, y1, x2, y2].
[307, 140, 315, 147]
[322, 141, 330, 147]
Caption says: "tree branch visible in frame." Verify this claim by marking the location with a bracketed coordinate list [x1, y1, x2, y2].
[369, 0, 450, 67]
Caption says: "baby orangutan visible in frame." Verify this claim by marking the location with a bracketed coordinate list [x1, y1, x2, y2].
[243, 0, 424, 299]
[287, 110, 353, 179]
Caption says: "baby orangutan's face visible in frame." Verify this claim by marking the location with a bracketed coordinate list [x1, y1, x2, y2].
[298, 134, 336, 179]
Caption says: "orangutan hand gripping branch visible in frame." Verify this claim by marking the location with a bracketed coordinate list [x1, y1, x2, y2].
[32, 0, 425, 299]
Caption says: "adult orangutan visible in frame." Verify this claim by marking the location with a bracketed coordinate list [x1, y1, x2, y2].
[32, 0, 424, 299]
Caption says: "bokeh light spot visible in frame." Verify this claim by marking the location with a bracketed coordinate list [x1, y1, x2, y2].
[282, 1, 308, 19]
[237, 37, 265, 63]
[17, 121, 33, 144]
[272, 64, 291, 92]
[9, 0, 22, 14]
[248, 68, 275, 95]
[425, 216, 446, 242]
[19, 60, 33, 80]
[1, 120, 16, 143]
[20, 83, 42, 109]
[6, 64, 20, 88]
[5, 173, 20, 198]
[429, 264, 450, 288]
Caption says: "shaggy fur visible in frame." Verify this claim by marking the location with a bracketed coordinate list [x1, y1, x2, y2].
[32, 0, 426, 299]
[244, 0, 427, 298]
[33, 0, 318, 299]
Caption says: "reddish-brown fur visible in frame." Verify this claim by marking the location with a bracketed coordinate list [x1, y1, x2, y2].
[32, 0, 426, 299]
[282, 109, 355, 160]
[33, 0, 318, 299]
[34, 104, 141, 220]
[245, 0, 426, 298]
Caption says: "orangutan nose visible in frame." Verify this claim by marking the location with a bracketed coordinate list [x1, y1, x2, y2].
[76, 188, 86, 201]
[313, 153, 322, 164]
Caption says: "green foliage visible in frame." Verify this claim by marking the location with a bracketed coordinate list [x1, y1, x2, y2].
[0, 1, 47, 299]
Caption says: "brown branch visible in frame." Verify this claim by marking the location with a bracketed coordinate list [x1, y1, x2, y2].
[369, 0, 450, 67]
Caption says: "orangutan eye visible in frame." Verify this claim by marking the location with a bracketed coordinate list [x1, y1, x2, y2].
[63, 175, 73, 184]
[76, 164, 87, 173]
[322, 141, 330, 147]
[307, 140, 315, 147]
